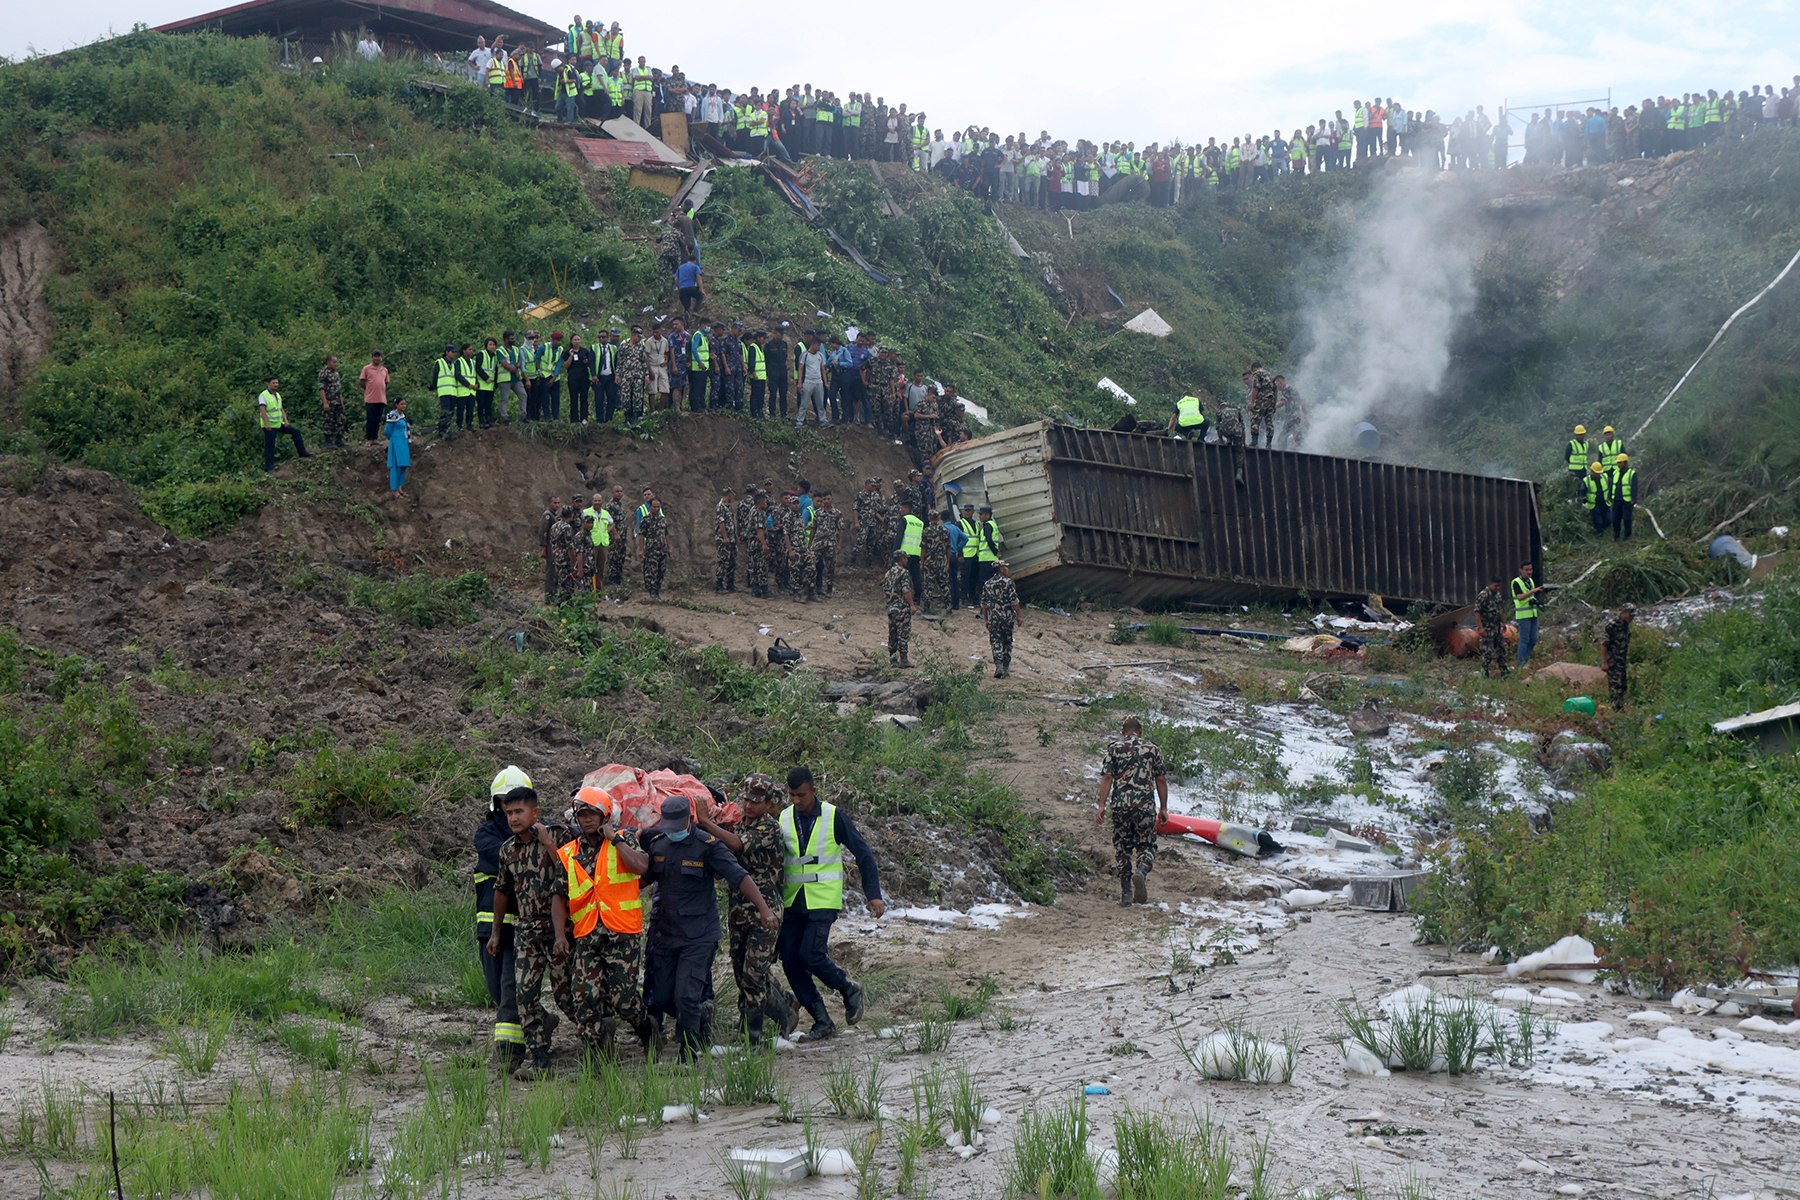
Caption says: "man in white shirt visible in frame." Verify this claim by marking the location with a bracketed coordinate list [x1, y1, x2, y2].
[356, 34, 381, 61]
[466, 37, 492, 83]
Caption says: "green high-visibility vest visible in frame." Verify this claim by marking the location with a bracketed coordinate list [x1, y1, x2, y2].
[583, 507, 610, 546]
[1670, 104, 1687, 130]
[1226, 147, 1240, 168]
[605, 73, 624, 104]
[745, 108, 768, 136]
[543, 344, 566, 380]
[818, 107, 835, 123]
[779, 803, 843, 910]
[746, 344, 766, 381]
[478, 349, 499, 390]
[1511, 576, 1539, 620]
[1566, 438, 1588, 472]
[435, 358, 460, 397]
[257, 388, 284, 426]
[1339, 127, 1353, 149]
[486, 58, 505, 87]
[456, 356, 476, 397]
[977, 520, 1000, 563]
[1596, 438, 1622, 469]
[690, 331, 709, 370]
[900, 514, 924, 555]
[1176, 395, 1206, 428]
[519, 344, 543, 379]
[842, 102, 861, 127]
[959, 518, 979, 559]
[1353, 108, 1367, 128]
[630, 65, 652, 93]
[1290, 141, 1306, 163]
[1582, 474, 1604, 510]
[913, 125, 929, 149]
[1612, 468, 1635, 504]
[602, 33, 621, 58]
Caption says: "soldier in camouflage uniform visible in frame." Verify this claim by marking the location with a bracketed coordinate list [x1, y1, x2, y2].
[980, 557, 1022, 676]
[1475, 579, 1509, 679]
[886, 480, 908, 563]
[853, 478, 887, 570]
[783, 494, 815, 600]
[920, 509, 953, 614]
[714, 485, 738, 593]
[1274, 376, 1308, 449]
[883, 550, 916, 667]
[618, 328, 653, 423]
[905, 469, 932, 521]
[866, 349, 899, 437]
[746, 493, 773, 597]
[549, 506, 577, 603]
[604, 485, 630, 585]
[656, 227, 684, 294]
[695, 775, 797, 1042]
[1600, 604, 1634, 710]
[910, 391, 941, 470]
[811, 491, 843, 597]
[562, 787, 656, 1058]
[540, 495, 562, 598]
[717, 323, 746, 411]
[639, 497, 670, 600]
[1244, 363, 1279, 448]
[1095, 716, 1169, 906]
[489, 785, 574, 1079]
[1212, 397, 1246, 488]
[316, 356, 347, 449]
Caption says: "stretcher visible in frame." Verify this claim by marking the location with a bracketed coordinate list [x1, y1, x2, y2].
[1155, 812, 1284, 857]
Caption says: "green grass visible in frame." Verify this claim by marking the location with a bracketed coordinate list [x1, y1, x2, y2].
[284, 732, 487, 824]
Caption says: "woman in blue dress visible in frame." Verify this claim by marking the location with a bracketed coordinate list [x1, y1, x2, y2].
[385, 397, 412, 496]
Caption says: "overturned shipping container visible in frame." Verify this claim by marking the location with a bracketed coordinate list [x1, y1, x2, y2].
[933, 421, 1541, 608]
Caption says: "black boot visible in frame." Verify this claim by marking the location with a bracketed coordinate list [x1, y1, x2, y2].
[1133, 872, 1149, 905]
[745, 1009, 766, 1044]
[763, 984, 796, 1038]
[794, 998, 837, 1043]
[512, 1049, 553, 1081]
[841, 979, 866, 1026]
[1120, 877, 1133, 907]
[699, 999, 715, 1048]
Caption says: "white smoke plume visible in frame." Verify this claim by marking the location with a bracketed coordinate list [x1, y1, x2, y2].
[1295, 173, 1479, 455]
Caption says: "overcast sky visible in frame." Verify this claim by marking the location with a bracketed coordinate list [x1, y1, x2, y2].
[10, 1, 1798, 144]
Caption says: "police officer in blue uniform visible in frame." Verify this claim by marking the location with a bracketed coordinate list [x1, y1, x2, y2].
[639, 795, 778, 1060]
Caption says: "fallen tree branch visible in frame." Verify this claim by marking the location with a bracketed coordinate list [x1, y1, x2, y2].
[1641, 506, 1668, 540]
[1697, 494, 1770, 542]
[1560, 558, 1608, 590]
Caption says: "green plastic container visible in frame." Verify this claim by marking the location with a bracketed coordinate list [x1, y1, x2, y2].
[1563, 696, 1596, 716]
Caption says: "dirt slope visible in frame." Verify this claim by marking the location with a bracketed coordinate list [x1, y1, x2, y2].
[0, 222, 52, 399]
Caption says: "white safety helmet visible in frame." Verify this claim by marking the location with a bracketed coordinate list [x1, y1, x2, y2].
[490, 764, 534, 797]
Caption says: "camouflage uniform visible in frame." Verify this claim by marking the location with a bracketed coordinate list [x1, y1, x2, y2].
[883, 562, 914, 664]
[717, 332, 745, 411]
[1214, 404, 1246, 486]
[317, 365, 346, 445]
[565, 827, 646, 1048]
[618, 339, 652, 423]
[886, 489, 907, 559]
[549, 516, 576, 603]
[866, 355, 899, 436]
[910, 394, 940, 469]
[604, 498, 629, 584]
[656, 228, 684, 288]
[811, 507, 844, 596]
[640, 510, 669, 597]
[767, 506, 789, 592]
[746, 503, 772, 596]
[920, 522, 953, 612]
[541, 507, 559, 596]
[714, 497, 738, 590]
[726, 810, 788, 1035]
[1277, 384, 1308, 449]
[980, 572, 1021, 675]
[1101, 734, 1167, 882]
[1475, 587, 1509, 678]
[783, 504, 814, 599]
[854, 485, 888, 569]
[495, 830, 576, 1059]
[1601, 611, 1631, 709]
[1246, 369, 1278, 447]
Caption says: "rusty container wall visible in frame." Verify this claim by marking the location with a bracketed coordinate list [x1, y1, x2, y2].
[1035, 424, 1540, 608]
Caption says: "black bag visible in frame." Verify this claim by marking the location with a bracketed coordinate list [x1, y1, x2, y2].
[766, 637, 803, 665]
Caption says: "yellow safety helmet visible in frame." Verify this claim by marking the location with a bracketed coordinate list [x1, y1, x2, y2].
[1589, 463, 1605, 473]
[1573, 425, 1586, 435]
[1602, 425, 1615, 434]
[1615, 453, 1628, 464]
[573, 784, 614, 813]
[490, 765, 534, 797]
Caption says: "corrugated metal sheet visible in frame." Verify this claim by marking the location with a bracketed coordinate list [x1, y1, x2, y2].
[933, 421, 1541, 608]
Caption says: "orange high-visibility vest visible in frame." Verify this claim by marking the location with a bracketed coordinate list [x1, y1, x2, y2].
[503, 57, 523, 89]
[559, 839, 643, 936]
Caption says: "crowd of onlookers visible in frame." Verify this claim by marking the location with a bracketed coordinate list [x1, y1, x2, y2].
[365, 19, 1800, 212]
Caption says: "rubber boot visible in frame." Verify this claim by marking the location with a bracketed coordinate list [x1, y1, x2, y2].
[699, 999, 715, 1049]
[1120, 877, 1133, 907]
[745, 1009, 766, 1044]
[841, 979, 866, 1026]
[1132, 872, 1149, 905]
[794, 998, 837, 1043]
[512, 1050, 553, 1081]
[637, 1018, 664, 1061]
[763, 984, 796, 1039]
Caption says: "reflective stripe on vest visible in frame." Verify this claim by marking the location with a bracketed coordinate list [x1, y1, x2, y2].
[780, 802, 844, 909]
[1613, 468, 1635, 504]
[901, 514, 923, 555]
[559, 839, 643, 937]
[1583, 476, 1603, 510]
[631, 66, 652, 93]
[1566, 439, 1588, 471]
[746, 344, 766, 380]
[959, 518, 979, 558]
[1597, 438, 1622, 469]
[456, 358, 476, 397]
[435, 358, 459, 397]
[258, 389, 284, 426]
[977, 520, 1000, 563]
[478, 349, 499, 389]
[1177, 395, 1206, 427]
[1511, 576, 1539, 620]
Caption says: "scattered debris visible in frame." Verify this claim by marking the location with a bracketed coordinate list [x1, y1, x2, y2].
[1122, 307, 1173, 337]
[1710, 701, 1800, 756]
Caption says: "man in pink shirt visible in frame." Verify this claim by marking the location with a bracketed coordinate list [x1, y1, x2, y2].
[359, 350, 391, 444]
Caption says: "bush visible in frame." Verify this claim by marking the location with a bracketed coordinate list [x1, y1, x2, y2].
[286, 734, 484, 824]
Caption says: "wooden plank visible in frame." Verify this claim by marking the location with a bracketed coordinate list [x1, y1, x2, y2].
[627, 167, 680, 196]
[658, 110, 690, 156]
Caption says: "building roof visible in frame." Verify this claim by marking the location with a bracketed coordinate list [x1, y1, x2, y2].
[153, 0, 560, 54]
